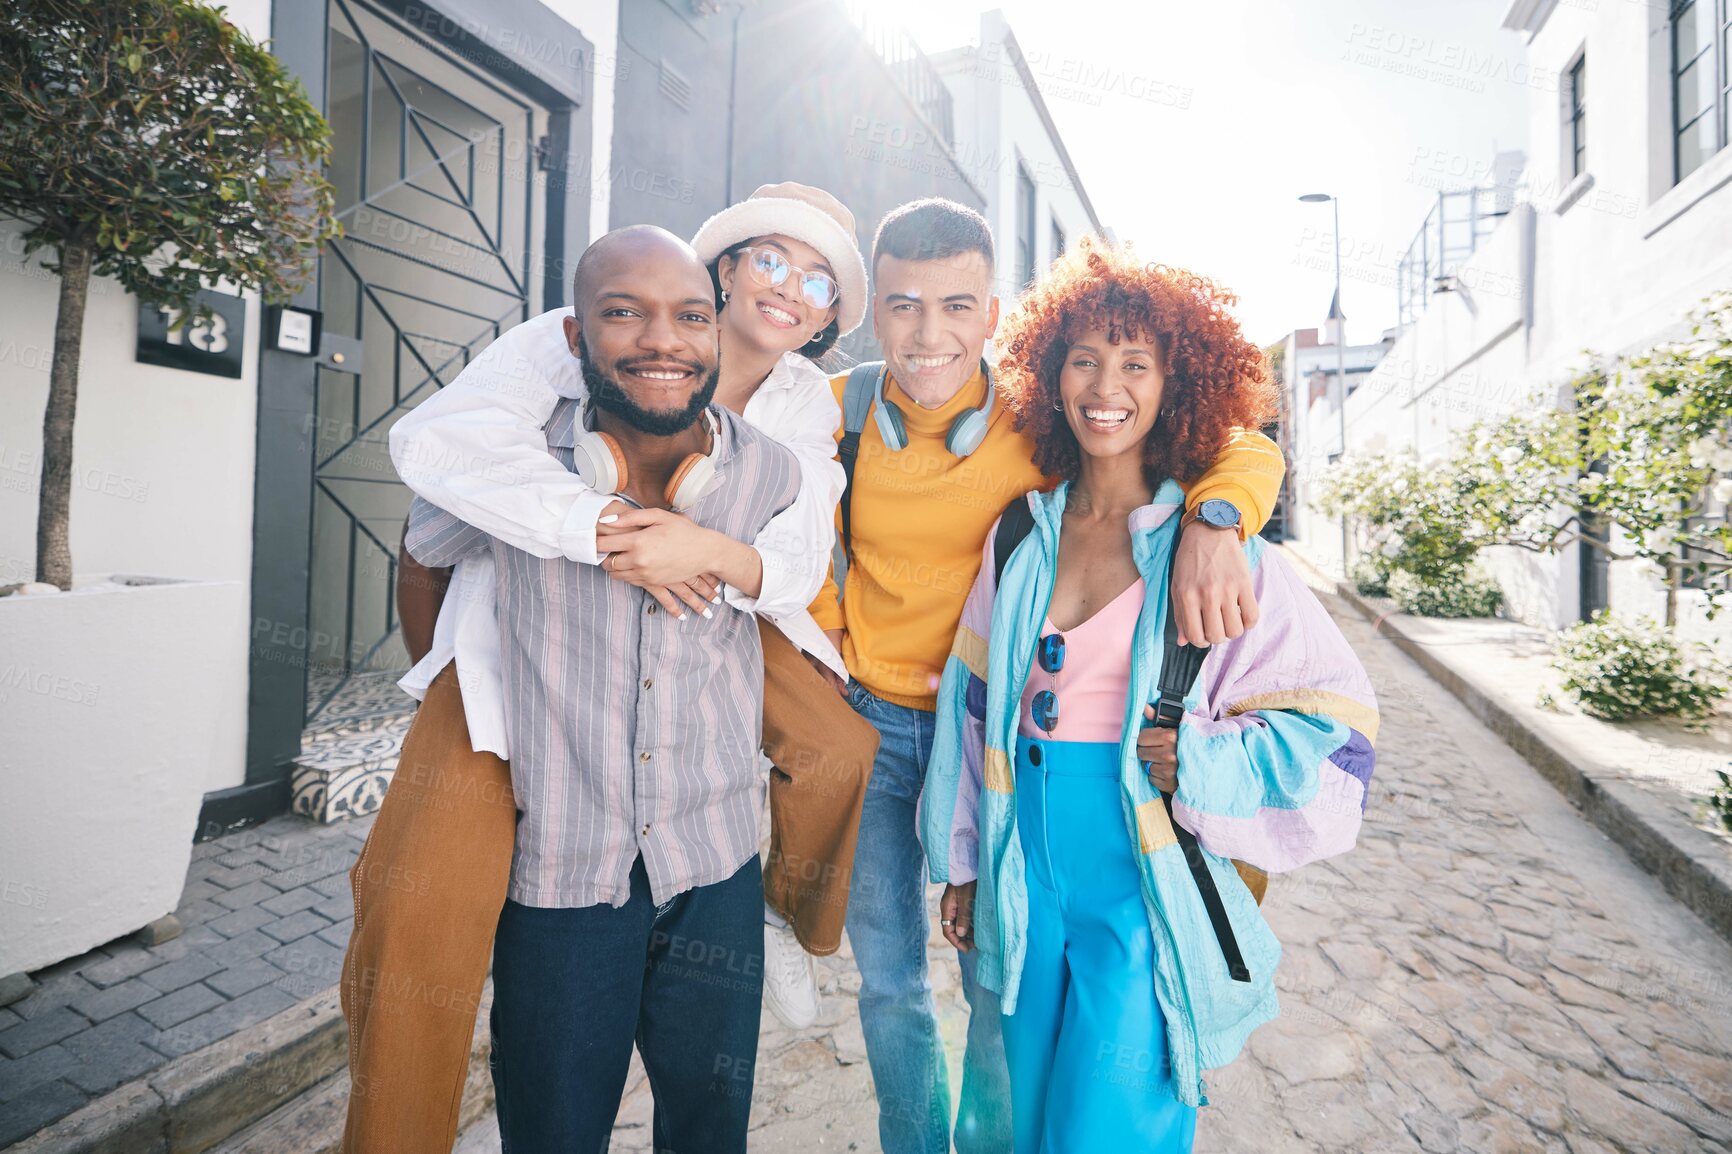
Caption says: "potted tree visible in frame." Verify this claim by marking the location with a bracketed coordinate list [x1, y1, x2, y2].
[0, 0, 336, 982]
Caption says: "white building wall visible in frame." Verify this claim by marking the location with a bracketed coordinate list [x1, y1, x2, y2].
[0, 227, 259, 794]
[936, 11, 1102, 304]
[1343, 210, 1537, 466]
[1319, 200, 1575, 629]
[1514, 0, 1731, 646]
[1522, 0, 1732, 382]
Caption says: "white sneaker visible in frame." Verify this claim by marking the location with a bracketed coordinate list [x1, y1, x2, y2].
[763, 917, 820, 1029]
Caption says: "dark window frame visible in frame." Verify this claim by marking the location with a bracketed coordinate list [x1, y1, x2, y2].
[1051, 213, 1066, 263]
[1567, 53, 1587, 178]
[1678, 469, 1731, 591]
[1671, 0, 1729, 184]
[1015, 160, 1036, 290]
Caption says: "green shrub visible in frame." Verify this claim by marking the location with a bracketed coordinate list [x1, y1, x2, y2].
[1387, 568, 1504, 618]
[1552, 612, 1730, 722]
[1317, 457, 1481, 585]
[1709, 770, 1732, 834]
[1351, 557, 1391, 597]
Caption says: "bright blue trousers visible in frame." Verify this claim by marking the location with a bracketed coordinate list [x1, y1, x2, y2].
[1003, 735, 1198, 1153]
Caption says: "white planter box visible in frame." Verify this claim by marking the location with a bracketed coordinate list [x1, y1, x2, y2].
[0, 575, 245, 976]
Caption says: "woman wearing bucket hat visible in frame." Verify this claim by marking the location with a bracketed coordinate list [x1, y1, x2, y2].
[344, 184, 876, 1154]
[694, 180, 868, 401]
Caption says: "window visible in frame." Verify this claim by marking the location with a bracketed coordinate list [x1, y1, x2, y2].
[1679, 465, 1730, 592]
[1051, 215, 1066, 263]
[1671, 0, 1730, 183]
[1015, 163, 1036, 289]
[1567, 55, 1587, 178]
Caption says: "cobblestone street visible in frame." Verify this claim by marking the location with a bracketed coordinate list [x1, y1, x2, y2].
[467, 577, 1732, 1154]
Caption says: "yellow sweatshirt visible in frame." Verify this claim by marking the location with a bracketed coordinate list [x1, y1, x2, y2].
[809, 365, 1286, 710]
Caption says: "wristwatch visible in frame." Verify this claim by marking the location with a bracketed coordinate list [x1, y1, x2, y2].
[1182, 498, 1242, 536]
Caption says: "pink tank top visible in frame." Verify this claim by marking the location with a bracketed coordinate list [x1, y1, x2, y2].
[1018, 579, 1145, 743]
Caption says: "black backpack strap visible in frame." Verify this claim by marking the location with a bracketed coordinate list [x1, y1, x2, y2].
[1148, 554, 1253, 984]
[1153, 586, 1210, 726]
[991, 494, 1037, 587]
[837, 361, 884, 555]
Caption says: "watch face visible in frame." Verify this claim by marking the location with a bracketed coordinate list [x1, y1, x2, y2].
[1201, 499, 1240, 528]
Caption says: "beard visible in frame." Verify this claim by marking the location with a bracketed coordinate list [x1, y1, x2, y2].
[579, 334, 719, 437]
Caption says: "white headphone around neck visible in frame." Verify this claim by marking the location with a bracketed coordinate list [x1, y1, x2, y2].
[571, 400, 723, 511]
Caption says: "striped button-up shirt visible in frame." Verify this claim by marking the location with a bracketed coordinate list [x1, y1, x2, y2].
[405, 400, 800, 908]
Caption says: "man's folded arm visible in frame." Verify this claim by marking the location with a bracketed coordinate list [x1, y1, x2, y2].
[388, 314, 614, 564]
[1178, 428, 1286, 539]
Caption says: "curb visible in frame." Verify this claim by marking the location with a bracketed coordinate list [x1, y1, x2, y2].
[1304, 556, 1732, 950]
[6, 989, 346, 1154]
[7, 980, 497, 1154]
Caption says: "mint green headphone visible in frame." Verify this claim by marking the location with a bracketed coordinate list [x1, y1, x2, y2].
[872, 358, 996, 457]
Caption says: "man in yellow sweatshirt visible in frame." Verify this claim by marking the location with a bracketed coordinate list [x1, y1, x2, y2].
[809, 199, 1284, 1154]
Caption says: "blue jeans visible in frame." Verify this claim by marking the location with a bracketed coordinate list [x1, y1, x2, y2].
[846, 683, 1013, 1154]
[489, 856, 764, 1154]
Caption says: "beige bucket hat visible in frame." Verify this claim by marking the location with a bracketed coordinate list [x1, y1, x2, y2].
[690, 181, 869, 336]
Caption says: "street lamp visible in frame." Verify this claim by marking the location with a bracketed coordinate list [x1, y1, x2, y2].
[1300, 192, 1350, 566]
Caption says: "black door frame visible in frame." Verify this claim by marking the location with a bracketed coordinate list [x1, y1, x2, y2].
[205, 0, 595, 837]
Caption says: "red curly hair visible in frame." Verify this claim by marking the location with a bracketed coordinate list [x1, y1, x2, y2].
[998, 235, 1278, 488]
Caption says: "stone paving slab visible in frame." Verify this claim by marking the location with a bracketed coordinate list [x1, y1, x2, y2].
[0, 814, 370, 1148]
[1296, 551, 1732, 949]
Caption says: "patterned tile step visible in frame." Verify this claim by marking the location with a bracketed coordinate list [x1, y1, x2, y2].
[301, 708, 413, 745]
[291, 714, 413, 823]
[303, 669, 416, 739]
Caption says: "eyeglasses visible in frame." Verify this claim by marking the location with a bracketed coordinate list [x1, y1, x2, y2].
[737, 246, 840, 311]
[1030, 632, 1065, 735]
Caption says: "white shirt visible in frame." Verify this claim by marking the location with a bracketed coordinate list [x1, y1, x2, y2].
[389, 307, 846, 757]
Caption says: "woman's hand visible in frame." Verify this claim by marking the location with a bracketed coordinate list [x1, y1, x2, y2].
[939, 882, 976, 951]
[597, 508, 720, 586]
[599, 508, 766, 604]
[1138, 705, 1179, 793]
[598, 508, 731, 617]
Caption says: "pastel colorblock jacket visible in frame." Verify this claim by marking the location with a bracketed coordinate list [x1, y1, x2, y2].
[919, 480, 1379, 1107]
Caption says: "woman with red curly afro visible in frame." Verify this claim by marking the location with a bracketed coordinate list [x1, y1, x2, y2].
[921, 236, 1380, 1151]
[998, 236, 1282, 502]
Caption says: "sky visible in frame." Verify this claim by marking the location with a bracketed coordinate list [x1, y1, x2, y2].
[880, 0, 1532, 346]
